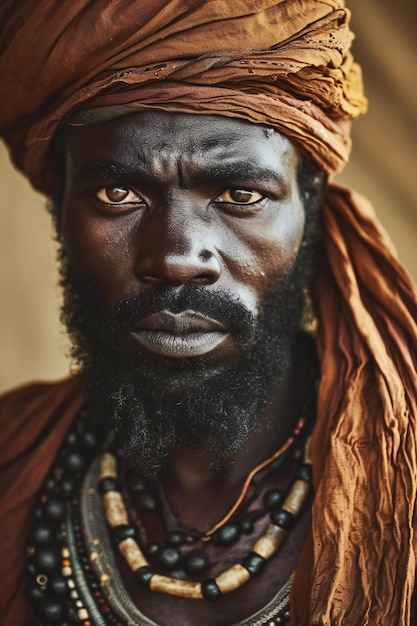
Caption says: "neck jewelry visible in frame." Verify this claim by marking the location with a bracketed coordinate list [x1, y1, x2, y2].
[99, 431, 311, 600]
[27, 394, 314, 624]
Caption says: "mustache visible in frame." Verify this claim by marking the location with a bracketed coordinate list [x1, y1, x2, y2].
[108, 284, 255, 341]
[62, 272, 257, 350]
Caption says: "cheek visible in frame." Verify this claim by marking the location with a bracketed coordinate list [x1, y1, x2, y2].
[221, 201, 306, 299]
[263, 208, 305, 279]
[62, 207, 136, 302]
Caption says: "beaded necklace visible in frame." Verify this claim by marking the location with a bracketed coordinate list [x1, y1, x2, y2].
[117, 417, 306, 578]
[83, 455, 294, 626]
[98, 434, 311, 601]
[27, 394, 314, 625]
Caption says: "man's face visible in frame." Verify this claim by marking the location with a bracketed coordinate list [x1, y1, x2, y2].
[57, 112, 310, 474]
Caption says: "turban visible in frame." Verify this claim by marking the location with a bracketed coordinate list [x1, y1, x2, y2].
[0, 0, 366, 193]
[0, 2, 416, 625]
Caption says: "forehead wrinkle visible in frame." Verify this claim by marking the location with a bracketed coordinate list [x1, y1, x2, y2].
[133, 144, 193, 187]
[131, 138, 232, 187]
[129, 118, 265, 162]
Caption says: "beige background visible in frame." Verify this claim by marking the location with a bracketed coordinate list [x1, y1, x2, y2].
[0, 0, 416, 394]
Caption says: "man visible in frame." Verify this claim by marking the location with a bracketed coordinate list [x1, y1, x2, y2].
[0, 1, 416, 625]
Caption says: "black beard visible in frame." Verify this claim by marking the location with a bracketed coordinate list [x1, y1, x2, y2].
[60, 251, 310, 477]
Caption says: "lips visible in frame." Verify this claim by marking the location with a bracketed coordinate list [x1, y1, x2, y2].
[131, 310, 229, 357]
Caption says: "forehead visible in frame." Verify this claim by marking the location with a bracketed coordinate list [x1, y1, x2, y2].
[61, 111, 299, 182]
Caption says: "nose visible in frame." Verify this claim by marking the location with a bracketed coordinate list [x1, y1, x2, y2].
[134, 203, 221, 286]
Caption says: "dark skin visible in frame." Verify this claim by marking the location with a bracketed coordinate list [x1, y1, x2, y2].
[59, 111, 312, 625]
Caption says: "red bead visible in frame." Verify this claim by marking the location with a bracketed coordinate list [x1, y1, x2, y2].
[101, 604, 111, 613]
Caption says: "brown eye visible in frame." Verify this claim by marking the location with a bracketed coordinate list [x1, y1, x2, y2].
[216, 189, 264, 204]
[96, 186, 141, 205]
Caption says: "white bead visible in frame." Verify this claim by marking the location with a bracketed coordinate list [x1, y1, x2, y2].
[78, 608, 89, 620]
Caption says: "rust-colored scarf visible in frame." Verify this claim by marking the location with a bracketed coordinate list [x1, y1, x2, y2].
[1, 1, 416, 624]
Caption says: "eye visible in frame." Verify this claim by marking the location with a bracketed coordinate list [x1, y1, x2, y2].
[95, 186, 143, 205]
[215, 189, 265, 205]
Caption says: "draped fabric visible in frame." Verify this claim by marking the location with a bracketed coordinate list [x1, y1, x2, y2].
[0, 1, 416, 625]
[292, 186, 417, 625]
[0, 378, 83, 624]
[0, 0, 365, 194]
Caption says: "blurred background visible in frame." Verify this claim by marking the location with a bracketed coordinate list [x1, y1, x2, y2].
[0, 0, 416, 394]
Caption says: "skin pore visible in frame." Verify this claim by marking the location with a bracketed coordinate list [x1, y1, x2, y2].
[54, 111, 323, 625]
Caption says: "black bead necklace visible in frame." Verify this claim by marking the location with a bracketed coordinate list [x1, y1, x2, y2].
[97, 430, 313, 602]
[119, 423, 306, 578]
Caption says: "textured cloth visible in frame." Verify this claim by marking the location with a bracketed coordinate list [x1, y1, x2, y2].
[0, 0, 366, 194]
[0, 1, 416, 625]
[295, 187, 417, 625]
[0, 377, 83, 625]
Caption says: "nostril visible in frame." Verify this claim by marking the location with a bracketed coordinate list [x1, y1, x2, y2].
[136, 250, 221, 286]
[199, 250, 213, 262]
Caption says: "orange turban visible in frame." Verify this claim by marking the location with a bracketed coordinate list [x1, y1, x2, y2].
[0, 2, 416, 625]
[0, 0, 365, 193]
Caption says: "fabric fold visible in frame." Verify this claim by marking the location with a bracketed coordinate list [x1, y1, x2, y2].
[0, 0, 366, 193]
[291, 185, 417, 625]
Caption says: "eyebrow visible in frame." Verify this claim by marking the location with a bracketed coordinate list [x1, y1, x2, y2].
[70, 157, 287, 189]
[71, 160, 137, 186]
[188, 161, 287, 188]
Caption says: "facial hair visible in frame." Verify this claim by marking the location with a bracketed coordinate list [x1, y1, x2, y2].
[59, 244, 310, 477]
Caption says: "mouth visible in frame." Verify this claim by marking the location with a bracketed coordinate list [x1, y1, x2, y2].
[131, 310, 229, 358]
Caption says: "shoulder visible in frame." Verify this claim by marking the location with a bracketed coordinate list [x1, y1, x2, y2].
[0, 376, 84, 465]
[0, 375, 81, 414]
